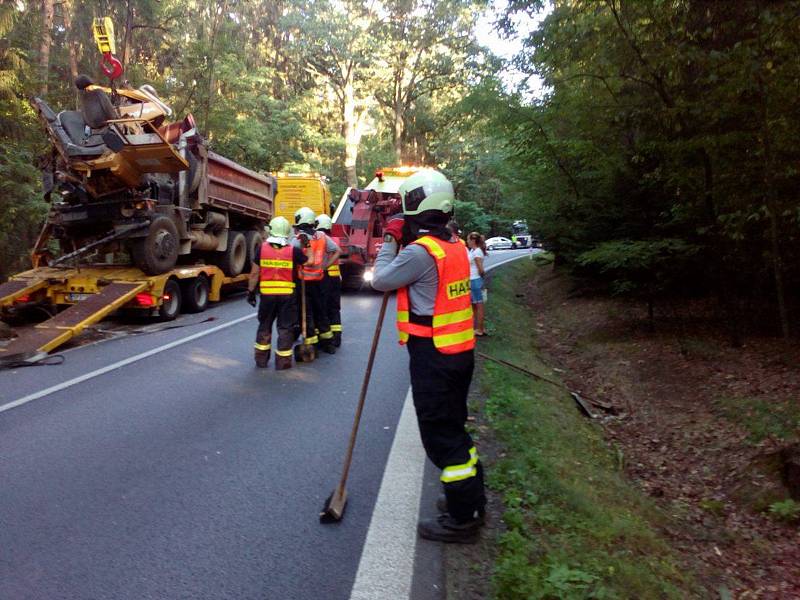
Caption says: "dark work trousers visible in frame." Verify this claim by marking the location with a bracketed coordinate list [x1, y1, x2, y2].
[322, 272, 342, 345]
[296, 279, 330, 344]
[407, 335, 486, 522]
[257, 294, 296, 356]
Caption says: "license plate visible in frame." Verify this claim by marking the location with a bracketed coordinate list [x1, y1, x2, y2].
[67, 293, 91, 302]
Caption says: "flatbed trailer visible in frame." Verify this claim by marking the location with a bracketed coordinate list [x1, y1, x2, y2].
[0, 264, 247, 362]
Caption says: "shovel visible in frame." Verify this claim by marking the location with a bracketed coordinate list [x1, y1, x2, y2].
[320, 291, 390, 523]
[295, 278, 316, 363]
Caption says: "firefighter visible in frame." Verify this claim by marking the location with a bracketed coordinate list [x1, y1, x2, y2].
[314, 213, 343, 347]
[291, 207, 341, 354]
[371, 170, 486, 544]
[247, 216, 309, 370]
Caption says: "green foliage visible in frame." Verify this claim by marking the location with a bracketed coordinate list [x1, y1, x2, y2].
[480, 261, 700, 599]
[768, 499, 800, 523]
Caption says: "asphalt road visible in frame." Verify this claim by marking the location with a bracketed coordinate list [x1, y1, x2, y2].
[0, 248, 530, 600]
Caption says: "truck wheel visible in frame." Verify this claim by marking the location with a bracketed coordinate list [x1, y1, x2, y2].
[216, 230, 247, 276]
[132, 216, 179, 275]
[244, 230, 263, 273]
[158, 279, 182, 321]
[181, 274, 209, 313]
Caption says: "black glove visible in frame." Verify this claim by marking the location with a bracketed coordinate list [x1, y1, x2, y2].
[247, 289, 257, 307]
[297, 232, 311, 248]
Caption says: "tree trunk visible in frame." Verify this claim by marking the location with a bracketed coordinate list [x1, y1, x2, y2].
[343, 78, 360, 188]
[393, 100, 404, 164]
[39, 0, 54, 96]
[121, 0, 134, 69]
[63, 0, 80, 108]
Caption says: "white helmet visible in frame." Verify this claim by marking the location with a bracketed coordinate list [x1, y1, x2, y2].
[267, 216, 291, 244]
[398, 169, 455, 216]
[294, 206, 316, 226]
[315, 214, 333, 231]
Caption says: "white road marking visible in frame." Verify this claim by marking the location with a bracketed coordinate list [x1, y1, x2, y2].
[349, 390, 425, 600]
[349, 252, 528, 599]
[0, 313, 255, 414]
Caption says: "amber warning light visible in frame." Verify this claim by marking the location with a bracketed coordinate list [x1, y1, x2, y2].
[375, 170, 384, 182]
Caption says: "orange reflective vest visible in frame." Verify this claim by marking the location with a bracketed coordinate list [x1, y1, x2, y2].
[396, 235, 475, 354]
[298, 235, 326, 281]
[259, 243, 295, 295]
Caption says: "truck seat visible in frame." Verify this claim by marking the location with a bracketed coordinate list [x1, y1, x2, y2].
[55, 110, 108, 157]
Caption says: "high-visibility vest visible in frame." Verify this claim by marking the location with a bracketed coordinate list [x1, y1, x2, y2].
[396, 235, 475, 354]
[298, 235, 325, 281]
[259, 243, 295, 295]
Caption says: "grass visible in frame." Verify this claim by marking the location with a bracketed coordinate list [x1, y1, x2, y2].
[714, 395, 800, 443]
[477, 260, 702, 599]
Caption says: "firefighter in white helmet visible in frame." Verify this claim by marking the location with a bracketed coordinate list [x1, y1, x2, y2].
[291, 207, 341, 354]
[314, 213, 343, 347]
[372, 169, 486, 544]
[247, 216, 311, 369]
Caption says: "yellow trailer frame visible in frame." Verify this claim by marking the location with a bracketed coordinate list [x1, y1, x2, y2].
[0, 264, 247, 361]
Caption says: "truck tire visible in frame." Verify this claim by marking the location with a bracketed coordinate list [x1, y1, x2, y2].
[181, 274, 209, 313]
[216, 230, 247, 276]
[132, 216, 179, 275]
[158, 279, 182, 321]
[244, 230, 263, 273]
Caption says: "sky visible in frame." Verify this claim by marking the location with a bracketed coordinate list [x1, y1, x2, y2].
[474, 0, 551, 97]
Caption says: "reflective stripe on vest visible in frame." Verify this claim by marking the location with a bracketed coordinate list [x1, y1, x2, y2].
[259, 243, 295, 295]
[299, 236, 325, 281]
[326, 261, 341, 277]
[441, 447, 478, 483]
[396, 235, 475, 354]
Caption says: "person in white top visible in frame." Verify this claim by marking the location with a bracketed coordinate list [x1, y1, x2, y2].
[467, 232, 487, 336]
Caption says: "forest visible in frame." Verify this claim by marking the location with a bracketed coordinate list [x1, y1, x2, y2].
[1, 0, 799, 339]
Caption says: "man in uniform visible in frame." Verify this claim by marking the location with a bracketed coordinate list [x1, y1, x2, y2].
[314, 213, 343, 347]
[292, 207, 341, 355]
[372, 170, 486, 544]
[247, 216, 310, 370]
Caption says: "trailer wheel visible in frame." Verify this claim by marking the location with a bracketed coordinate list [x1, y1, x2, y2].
[216, 230, 247, 276]
[244, 230, 263, 273]
[132, 216, 179, 275]
[158, 279, 182, 321]
[181, 274, 209, 313]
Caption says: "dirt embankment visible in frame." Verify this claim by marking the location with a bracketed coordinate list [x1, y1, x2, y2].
[525, 266, 800, 598]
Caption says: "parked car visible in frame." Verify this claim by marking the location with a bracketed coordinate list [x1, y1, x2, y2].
[485, 236, 513, 250]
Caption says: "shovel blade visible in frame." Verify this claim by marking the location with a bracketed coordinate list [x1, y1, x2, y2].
[319, 487, 348, 523]
[294, 343, 316, 363]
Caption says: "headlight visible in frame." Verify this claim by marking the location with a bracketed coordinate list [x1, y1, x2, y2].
[363, 269, 374, 282]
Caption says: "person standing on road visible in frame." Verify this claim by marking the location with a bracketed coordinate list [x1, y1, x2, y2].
[467, 232, 487, 337]
[372, 169, 486, 545]
[314, 214, 343, 347]
[247, 216, 309, 370]
[291, 207, 341, 355]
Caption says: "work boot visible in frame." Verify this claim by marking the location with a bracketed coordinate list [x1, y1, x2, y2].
[275, 355, 292, 370]
[436, 494, 486, 523]
[332, 332, 342, 347]
[320, 340, 337, 355]
[254, 349, 270, 368]
[417, 514, 483, 544]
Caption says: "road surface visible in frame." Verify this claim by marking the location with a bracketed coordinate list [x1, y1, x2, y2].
[0, 249, 531, 600]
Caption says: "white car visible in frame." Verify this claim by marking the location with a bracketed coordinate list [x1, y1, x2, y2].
[485, 236, 513, 250]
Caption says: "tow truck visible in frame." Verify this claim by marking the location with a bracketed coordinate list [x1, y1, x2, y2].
[331, 166, 424, 288]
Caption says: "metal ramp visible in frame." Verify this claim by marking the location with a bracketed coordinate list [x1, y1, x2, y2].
[0, 278, 49, 306]
[0, 281, 147, 360]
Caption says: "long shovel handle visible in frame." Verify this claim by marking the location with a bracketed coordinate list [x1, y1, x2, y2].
[301, 278, 307, 338]
[335, 291, 390, 493]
